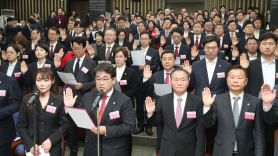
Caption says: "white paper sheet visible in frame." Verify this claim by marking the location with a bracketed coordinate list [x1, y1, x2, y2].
[25, 146, 50, 156]
[98, 61, 112, 64]
[64, 107, 96, 129]
[154, 83, 172, 96]
[57, 72, 77, 85]
[131, 50, 146, 65]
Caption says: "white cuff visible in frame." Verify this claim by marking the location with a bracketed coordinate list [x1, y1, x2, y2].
[263, 105, 272, 112]
[203, 107, 211, 114]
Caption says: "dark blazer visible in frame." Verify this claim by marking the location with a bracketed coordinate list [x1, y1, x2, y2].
[0, 60, 27, 97]
[60, 57, 97, 106]
[148, 93, 204, 156]
[219, 35, 232, 60]
[218, 13, 228, 20]
[132, 46, 160, 82]
[246, 58, 278, 97]
[189, 34, 205, 50]
[45, 15, 55, 29]
[115, 40, 132, 51]
[189, 58, 230, 96]
[17, 94, 69, 155]
[202, 93, 265, 156]
[95, 43, 120, 63]
[21, 24, 32, 40]
[46, 41, 66, 61]
[117, 66, 138, 98]
[143, 70, 165, 99]
[165, 43, 195, 64]
[0, 73, 21, 146]
[19, 49, 36, 65]
[4, 24, 21, 46]
[81, 89, 136, 156]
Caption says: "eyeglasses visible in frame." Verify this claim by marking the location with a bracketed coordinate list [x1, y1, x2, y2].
[204, 46, 218, 51]
[6, 51, 16, 54]
[96, 77, 112, 82]
[72, 48, 83, 51]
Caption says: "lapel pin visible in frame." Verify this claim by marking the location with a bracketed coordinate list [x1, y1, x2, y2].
[113, 101, 116, 105]
[0, 80, 1, 84]
[219, 65, 221, 67]
[247, 103, 250, 106]
[51, 102, 54, 105]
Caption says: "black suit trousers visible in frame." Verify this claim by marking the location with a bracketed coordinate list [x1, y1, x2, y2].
[135, 84, 151, 128]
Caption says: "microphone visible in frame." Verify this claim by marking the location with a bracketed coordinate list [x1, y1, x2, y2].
[27, 90, 40, 106]
[92, 90, 104, 111]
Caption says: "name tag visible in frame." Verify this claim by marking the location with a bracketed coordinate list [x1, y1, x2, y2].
[217, 72, 225, 78]
[120, 80, 127, 85]
[44, 64, 51, 68]
[175, 57, 181, 65]
[22, 55, 28, 59]
[46, 105, 57, 114]
[0, 90, 6, 96]
[276, 73, 278, 79]
[146, 55, 152, 61]
[245, 112, 255, 120]
[224, 44, 229, 49]
[187, 111, 196, 118]
[81, 67, 88, 74]
[109, 110, 120, 120]
[180, 55, 187, 59]
[14, 72, 21, 78]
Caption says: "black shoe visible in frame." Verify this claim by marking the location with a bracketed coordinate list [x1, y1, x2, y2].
[146, 128, 153, 136]
[133, 127, 144, 134]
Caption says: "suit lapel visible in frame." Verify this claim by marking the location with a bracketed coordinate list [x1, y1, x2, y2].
[237, 94, 249, 128]
[178, 94, 192, 129]
[223, 93, 236, 128]
[167, 94, 177, 129]
[256, 58, 264, 84]
[209, 58, 221, 86]
[275, 59, 278, 85]
[201, 59, 209, 85]
[120, 67, 128, 80]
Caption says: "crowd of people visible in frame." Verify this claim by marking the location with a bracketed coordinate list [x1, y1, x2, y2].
[1, 4, 278, 156]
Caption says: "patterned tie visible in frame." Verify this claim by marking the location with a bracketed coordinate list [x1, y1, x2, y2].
[195, 36, 199, 48]
[165, 72, 170, 84]
[176, 98, 183, 128]
[99, 96, 108, 123]
[74, 58, 80, 77]
[233, 96, 240, 151]
[175, 46, 179, 57]
[105, 47, 111, 61]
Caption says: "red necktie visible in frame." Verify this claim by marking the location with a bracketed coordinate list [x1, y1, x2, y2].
[176, 98, 182, 128]
[175, 46, 179, 57]
[105, 47, 111, 61]
[195, 36, 199, 48]
[99, 96, 108, 123]
[166, 31, 169, 37]
[50, 45, 54, 59]
[165, 72, 170, 84]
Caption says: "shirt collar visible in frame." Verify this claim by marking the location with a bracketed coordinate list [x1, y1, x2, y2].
[205, 57, 218, 64]
[261, 57, 275, 64]
[76, 54, 86, 62]
[105, 88, 114, 97]
[51, 41, 57, 46]
[174, 92, 188, 102]
[117, 64, 126, 70]
[9, 60, 17, 66]
[174, 42, 181, 48]
[229, 91, 244, 101]
[106, 42, 115, 48]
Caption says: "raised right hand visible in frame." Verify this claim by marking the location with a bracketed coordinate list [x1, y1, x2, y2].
[143, 65, 152, 79]
[240, 53, 249, 69]
[202, 87, 216, 108]
[145, 96, 155, 116]
[54, 55, 61, 68]
[63, 88, 78, 107]
[20, 61, 28, 74]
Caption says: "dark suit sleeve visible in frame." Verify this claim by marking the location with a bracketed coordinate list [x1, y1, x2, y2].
[0, 78, 20, 120]
[261, 98, 278, 125]
[195, 98, 206, 156]
[105, 97, 136, 138]
[124, 70, 139, 97]
[201, 102, 217, 128]
[149, 50, 159, 72]
[81, 61, 97, 92]
[48, 98, 70, 146]
[255, 100, 265, 156]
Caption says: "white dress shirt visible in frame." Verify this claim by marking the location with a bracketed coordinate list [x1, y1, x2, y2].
[142, 46, 149, 57]
[261, 57, 276, 89]
[73, 55, 86, 72]
[230, 91, 244, 114]
[254, 31, 260, 39]
[37, 60, 47, 68]
[6, 61, 17, 77]
[118, 40, 124, 46]
[116, 64, 126, 82]
[206, 57, 218, 84]
[219, 36, 224, 48]
[247, 52, 258, 61]
[173, 92, 188, 119]
[184, 31, 189, 38]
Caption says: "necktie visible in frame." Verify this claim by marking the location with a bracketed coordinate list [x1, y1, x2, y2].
[231, 33, 234, 40]
[233, 96, 240, 151]
[50, 45, 54, 59]
[165, 72, 170, 84]
[99, 96, 108, 123]
[195, 36, 199, 48]
[74, 58, 80, 76]
[175, 46, 179, 57]
[106, 47, 111, 61]
[176, 98, 183, 128]
[166, 31, 169, 37]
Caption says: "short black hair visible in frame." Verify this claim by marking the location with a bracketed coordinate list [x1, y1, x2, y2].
[140, 31, 152, 39]
[227, 65, 248, 78]
[161, 50, 176, 59]
[171, 27, 182, 36]
[170, 67, 190, 80]
[259, 33, 278, 44]
[94, 63, 116, 78]
[6, 43, 20, 53]
[74, 21, 83, 28]
[245, 37, 258, 45]
[49, 26, 60, 35]
[35, 43, 49, 54]
[227, 20, 237, 26]
[118, 16, 126, 21]
[182, 20, 191, 29]
[202, 34, 220, 48]
[193, 22, 202, 27]
[71, 37, 86, 47]
[243, 20, 255, 29]
[95, 31, 104, 38]
[28, 18, 36, 25]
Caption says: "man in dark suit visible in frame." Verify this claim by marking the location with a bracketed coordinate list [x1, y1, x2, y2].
[202, 65, 265, 156]
[165, 28, 198, 65]
[243, 33, 278, 156]
[189, 35, 230, 97]
[4, 17, 21, 46]
[214, 23, 233, 60]
[145, 68, 204, 156]
[189, 22, 205, 50]
[54, 37, 97, 156]
[218, 5, 228, 20]
[95, 28, 119, 64]
[45, 11, 55, 31]
[47, 27, 66, 61]
[64, 63, 136, 156]
[21, 18, 36, 40]
[132, 31, 160, 135]
[0, 73, 21, 155]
